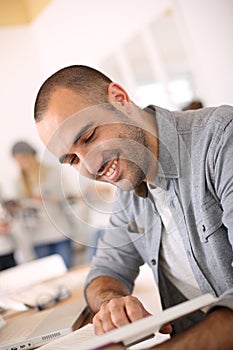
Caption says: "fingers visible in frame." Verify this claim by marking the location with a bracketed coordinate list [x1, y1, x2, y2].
[92, 294, 173, 339]
[93, 296, 151, 335]
[93, 312, 113, 335]
[159, 322, 173, 334]
[124, 296, 151, 321]
[93, 298, 130, 335]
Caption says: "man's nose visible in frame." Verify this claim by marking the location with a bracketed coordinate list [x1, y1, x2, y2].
[76, 150, 101, 177]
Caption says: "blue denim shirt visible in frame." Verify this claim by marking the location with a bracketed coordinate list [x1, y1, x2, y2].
[85, 105, 233, 332]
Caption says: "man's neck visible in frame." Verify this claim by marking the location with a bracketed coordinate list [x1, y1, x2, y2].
[141, 109, 159, 186]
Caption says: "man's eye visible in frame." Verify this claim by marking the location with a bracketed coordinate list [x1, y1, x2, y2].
[84, 128, 96, 143]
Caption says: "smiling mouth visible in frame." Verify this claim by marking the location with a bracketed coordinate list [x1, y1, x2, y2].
[98, 158, 119, 180]
[105, 159, 118, 177]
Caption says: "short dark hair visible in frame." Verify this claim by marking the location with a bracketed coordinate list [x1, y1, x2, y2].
[11, 141, 37, 156]
[34, 65, 112, 122]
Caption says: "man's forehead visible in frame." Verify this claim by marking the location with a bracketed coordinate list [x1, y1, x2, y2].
[43, 109, 96, 158]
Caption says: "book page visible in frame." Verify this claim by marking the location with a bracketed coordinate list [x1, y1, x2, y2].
[39, 323, 168, 350]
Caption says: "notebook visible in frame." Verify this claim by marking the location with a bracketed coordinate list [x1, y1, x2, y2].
[0, 299, 89, 350]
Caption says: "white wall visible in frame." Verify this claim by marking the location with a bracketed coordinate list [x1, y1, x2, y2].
[0, 0, 232, 197]
[0, 26, 44, 198]
[175, 0, 233, 106]
[31, 0, 167, 73]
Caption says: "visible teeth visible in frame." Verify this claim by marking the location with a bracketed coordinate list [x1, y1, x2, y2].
[106, 159, 118, 177]
[106, 168, 114, 176]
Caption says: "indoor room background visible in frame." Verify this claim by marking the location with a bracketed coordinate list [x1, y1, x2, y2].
[0, 0, 233, 198]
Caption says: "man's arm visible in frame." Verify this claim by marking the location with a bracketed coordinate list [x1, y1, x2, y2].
[151, 307, 233, 350]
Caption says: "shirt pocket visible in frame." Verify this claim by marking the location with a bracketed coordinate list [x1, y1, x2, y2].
[128, 221, 145, 234]
[127, 220, 147, 249]
[197, 201, 223, 243]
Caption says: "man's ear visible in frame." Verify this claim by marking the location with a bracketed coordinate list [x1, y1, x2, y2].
[108, 83, 132, 113]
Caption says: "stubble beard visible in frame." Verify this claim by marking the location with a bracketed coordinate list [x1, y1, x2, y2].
[113, 118, 149, 191]
[94, 103, 150, 191]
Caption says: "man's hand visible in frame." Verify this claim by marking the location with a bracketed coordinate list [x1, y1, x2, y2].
[86, 276, 172, 336]
[92, 295, 151, 335]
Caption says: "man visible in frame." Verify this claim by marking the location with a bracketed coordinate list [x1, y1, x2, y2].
[34, 65, 233, 349]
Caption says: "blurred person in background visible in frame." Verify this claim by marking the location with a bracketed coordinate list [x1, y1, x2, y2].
[0, 200, 16, 271]
[11, 141, 74, 268]
[181, 99, 204, 111]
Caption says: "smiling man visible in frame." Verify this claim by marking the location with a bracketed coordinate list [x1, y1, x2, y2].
[34, 65, 233, 349]
[36, 80, 157, 191]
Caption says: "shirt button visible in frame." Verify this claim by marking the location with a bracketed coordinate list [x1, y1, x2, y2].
[202, 224, 206, 232]
[151, 259, 156, 265]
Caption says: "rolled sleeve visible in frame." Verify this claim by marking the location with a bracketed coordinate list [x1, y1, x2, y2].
[84, 191, 145, 296]
[84, 226, 144, 295]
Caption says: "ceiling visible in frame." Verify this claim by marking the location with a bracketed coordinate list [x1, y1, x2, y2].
[0, 0, 51, 26]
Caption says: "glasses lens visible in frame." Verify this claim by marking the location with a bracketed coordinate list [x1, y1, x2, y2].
[36, 293, 57, 310]
[35, 286, 71, 311]
[57, 286, 71, 300]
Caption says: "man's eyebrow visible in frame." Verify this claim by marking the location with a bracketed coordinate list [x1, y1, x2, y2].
[59, 122, 95, 164]
[72, 122, 95, 145]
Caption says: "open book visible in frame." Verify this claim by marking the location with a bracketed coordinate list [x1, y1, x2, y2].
[40, 293, 216, 350]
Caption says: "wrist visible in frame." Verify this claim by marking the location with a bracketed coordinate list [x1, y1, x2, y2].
[95, 290, 129, 312]
[86, 276, 130, 313]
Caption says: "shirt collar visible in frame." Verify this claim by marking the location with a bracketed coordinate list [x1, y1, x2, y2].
[134, 105, 180, 198]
